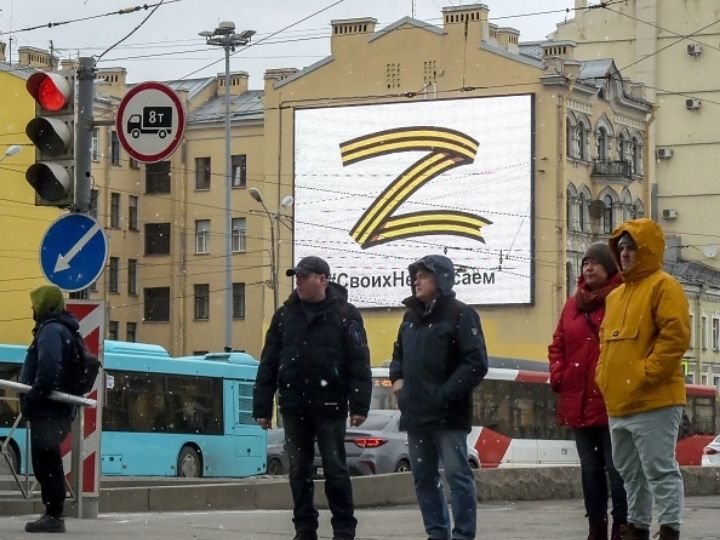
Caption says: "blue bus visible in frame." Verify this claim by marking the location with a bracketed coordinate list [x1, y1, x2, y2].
[0, 340, 266, 478]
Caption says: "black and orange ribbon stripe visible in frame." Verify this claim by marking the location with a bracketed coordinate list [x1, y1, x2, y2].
[339, 126, 492, 249]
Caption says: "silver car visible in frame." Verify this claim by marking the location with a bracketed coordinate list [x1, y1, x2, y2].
[701, 434, 720, 467]
[266, 428, 289, 475]
[314, 409, 480, 476]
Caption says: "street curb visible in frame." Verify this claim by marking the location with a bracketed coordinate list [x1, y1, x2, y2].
[1, 466, 719, 516]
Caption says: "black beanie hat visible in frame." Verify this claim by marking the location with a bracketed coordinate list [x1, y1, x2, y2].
[582, 242, 617, 276]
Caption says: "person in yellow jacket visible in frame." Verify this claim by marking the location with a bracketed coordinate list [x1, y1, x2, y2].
[595, 219, 690, 540]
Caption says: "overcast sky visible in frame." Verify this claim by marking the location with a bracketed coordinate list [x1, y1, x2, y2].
[0, 0, 576, 87]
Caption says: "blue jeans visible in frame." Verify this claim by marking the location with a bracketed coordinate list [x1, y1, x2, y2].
[574, 426, 627, 521]
[283, 413, 356, 539]
[407, 429, 477, 540]
[609, 406, 684, 531]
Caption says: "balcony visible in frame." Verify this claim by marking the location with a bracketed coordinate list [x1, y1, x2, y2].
[591, 160, 632, 183]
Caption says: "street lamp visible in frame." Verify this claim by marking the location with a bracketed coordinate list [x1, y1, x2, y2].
[248, 187, 293, 312]
[0, 144, 22, 161]
[199, 22, 255, 353]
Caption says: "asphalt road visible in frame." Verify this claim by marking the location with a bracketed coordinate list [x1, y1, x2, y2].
[0, 497, 719, 539]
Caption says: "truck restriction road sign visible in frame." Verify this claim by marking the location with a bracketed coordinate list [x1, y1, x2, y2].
[116, 81, 186, 163]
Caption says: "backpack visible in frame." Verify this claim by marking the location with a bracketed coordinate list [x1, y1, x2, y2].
[61, 328, 101, 396]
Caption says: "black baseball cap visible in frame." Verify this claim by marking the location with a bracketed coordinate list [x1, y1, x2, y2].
[286, 256, 330, 278]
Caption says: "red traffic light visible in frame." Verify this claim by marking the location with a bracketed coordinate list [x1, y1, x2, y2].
[27, 72, 71, 112]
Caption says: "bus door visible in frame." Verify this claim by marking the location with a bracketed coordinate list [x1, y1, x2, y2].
[227, 380, 265, 465]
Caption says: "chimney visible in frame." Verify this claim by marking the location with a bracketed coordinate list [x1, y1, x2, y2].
[541, 40, 577, 61]
[264, 67, 299, 91]
[329, 17, 377, 55]
[18, 46, 57, 69]
[96, 67, 127, 97]
[217, 70, 249, 97]
[496, 27, 520, 53]
[443, 4, 489, 46]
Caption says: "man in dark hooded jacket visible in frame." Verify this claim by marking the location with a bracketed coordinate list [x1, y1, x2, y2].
[20, 284, 78, 533]
[253, 256, 371, 540]
[390, 254, 488, 540]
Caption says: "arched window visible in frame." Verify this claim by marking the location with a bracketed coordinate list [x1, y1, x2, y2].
[633, 199, 645, 219]
[597, 127, 608, 161]
[576, 124, 586, 160]
[566, 183, 578, 231]
[566, 261, 575, 298]
[617, 132, 626, 162]
[631, 135, 643, 175]
[579, 191, 587, 232]
[603, 194, 614, 234]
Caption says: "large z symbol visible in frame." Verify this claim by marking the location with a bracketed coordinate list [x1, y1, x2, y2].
[340, 126, 492, 249]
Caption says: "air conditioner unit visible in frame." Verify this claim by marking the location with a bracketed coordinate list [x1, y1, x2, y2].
[687, 43, 702, 56]
[686, 98, 701, 110]
[656, 147, 674, 159]
[662, 208, 678, 220]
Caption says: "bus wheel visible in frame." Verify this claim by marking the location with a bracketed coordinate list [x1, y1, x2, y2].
[394, 459, 411, 473]
[177, 446, 202, 478]
[267, 458, 284, 475]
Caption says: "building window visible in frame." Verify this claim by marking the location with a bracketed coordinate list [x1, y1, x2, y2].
[128, 258, 138, 295]
[232, 217, 246, 252]
[576, 124, 586, 161]
[144, 287, 170, 321]
[126, 322, 137, 343]
[91, 128, 99, 161]
[386, 62, 400, 89]
[565, 262, 575, 298]
[689, 313, 695, 349]
[146, 161, 171, 194]
[129, 157, 140, 170]
[110, 192, 120, 228]
[111, 131, 121, 166]
[145, 223, 171, 255]
[712, 318, 719, 351]
[108, 257, 120, 293]
[423, 60, 437, 85]
[194, 284, 210, 320]
[578, 192, 587, 232]
[632, 136, 643, 175]
[108, 320, 119, 340]
[597, 128, 608, 161]
[233, 282, 246, 319]
[90, 188, 99, 218]
[69, 289, 89, 300]
[195, 219, 210, 254]
[231, 154, 246, 188]
[603, 195, 614, 234]
[128, 195, 139, 231]
[195, 157, 211, 190]
[701, 315, 708, 350]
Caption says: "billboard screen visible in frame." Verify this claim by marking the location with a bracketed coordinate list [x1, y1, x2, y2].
[293, 95, 533, 308]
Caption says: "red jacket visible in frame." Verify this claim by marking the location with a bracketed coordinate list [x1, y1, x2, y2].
[548, 277, 616, 428]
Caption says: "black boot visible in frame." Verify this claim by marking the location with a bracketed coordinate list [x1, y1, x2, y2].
[25, 514, 65, 533]
[588, 514, 608, 540]
[657, 525, 680, 540]
[622, 522, 649, 540]
[610, 519, 627, 540]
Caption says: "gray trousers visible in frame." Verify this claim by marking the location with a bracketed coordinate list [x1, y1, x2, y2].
[608, 406, 683, 531]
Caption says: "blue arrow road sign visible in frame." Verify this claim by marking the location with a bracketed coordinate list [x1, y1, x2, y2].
[40, 213, 108, 292]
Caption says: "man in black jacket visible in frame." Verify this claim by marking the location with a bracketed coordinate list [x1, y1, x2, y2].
[253, 256, 371, 540]
[390, 255, 488, 540]
[20, 285, 78, 534]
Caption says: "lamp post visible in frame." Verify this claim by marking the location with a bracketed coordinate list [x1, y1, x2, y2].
[249, 188, 293, 312]
[199, 22, 255, 353]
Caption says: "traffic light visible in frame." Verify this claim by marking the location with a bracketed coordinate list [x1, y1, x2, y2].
[25, 69, 75, 207]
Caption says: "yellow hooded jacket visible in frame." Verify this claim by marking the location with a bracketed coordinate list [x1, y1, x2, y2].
[595, 218, 690, 417]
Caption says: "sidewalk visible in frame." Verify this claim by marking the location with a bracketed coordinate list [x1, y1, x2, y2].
[0, 497, 719, 539]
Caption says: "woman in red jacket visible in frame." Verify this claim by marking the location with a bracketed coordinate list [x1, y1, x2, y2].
[548, 242, 627, 540]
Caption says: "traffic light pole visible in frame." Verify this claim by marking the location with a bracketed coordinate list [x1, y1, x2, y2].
[74, 57, 95, 213]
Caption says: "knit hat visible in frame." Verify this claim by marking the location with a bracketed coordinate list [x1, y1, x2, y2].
[582, 242, 617, 276]
[30, 285, 65, 318]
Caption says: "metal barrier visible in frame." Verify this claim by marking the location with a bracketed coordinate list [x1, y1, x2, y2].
[0, 379, 97, 517]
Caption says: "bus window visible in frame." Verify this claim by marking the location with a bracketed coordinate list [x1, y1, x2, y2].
[688, 395, 715, 435]
[0, 364, 21, 427]
[236, 380, 255, 425]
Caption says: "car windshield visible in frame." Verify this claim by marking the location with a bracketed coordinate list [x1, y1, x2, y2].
[351, 414, 393, 431]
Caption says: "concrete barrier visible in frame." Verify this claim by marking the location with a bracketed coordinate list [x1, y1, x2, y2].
[1, 466, 719, 516]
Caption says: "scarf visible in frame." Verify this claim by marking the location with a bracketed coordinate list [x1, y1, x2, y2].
[574, 272, 622, 313]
